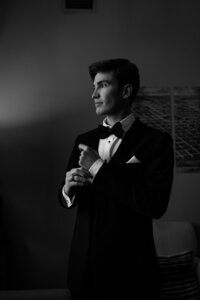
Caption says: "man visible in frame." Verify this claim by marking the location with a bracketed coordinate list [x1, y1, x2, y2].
[60, 59, 174, 299]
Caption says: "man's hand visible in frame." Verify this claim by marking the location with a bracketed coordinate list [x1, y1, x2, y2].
[78, 144, 100, 170]
[64, 167, 92, 196]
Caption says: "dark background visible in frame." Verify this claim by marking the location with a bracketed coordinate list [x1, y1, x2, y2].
[0, 0, 200, 290]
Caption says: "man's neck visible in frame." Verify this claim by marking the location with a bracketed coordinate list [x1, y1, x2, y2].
[106, 109, 132, 126]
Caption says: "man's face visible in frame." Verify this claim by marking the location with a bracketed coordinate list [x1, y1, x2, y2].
[92, 72, 124, 117]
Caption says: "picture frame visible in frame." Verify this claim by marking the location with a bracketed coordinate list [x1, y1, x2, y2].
[63, 0, 96, 12]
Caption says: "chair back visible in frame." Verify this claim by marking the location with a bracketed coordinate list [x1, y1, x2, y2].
[153, 221, 198, 256]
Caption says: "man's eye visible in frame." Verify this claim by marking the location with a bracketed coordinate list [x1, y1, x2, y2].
[101, 82, 109, 88]
[93, 82, 109, 90]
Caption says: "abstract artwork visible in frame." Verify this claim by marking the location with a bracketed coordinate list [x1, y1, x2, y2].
[134, 86, 200, 173]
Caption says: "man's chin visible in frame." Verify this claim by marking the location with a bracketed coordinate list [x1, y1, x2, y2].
[95, 108, 106, 116]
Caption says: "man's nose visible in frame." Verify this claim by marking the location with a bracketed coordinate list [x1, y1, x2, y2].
[92, 88, 99, 99]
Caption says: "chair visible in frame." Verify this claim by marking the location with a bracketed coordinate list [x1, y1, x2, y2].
[153, 221, 200, 299]
[0, 289, 71, 300]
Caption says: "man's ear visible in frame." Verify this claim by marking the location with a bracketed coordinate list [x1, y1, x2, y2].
[122, 84, 133, 99]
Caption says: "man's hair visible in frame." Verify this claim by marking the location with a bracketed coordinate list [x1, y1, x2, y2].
[88, 58, 140, 103]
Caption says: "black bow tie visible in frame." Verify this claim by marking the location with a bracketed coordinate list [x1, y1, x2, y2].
[99, 122, 123, 139]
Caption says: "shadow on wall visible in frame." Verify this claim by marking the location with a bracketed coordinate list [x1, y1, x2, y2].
[0, 0, 13, 34]
[0, 112, 81, 290]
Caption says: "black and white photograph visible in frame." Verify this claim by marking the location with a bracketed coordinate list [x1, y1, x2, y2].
[0, 1, 200, 299]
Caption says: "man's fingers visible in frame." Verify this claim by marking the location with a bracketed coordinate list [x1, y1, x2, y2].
[67, 168, 91, 177]
[69, 181, 85, 188]
[66, 168, 92, 183]
[73, 175, 88, 183]
[70, 175, 91, 187]
[77, 168, 91, 177]
[78, 144, 90, 151]
[74, 168, 92, 178]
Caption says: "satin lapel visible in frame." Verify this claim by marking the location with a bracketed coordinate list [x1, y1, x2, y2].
[110, 119, 144, 164]
[79, 120, 144, 163]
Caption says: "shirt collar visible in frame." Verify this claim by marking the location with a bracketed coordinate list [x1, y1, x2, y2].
[103, 113, 135, 133]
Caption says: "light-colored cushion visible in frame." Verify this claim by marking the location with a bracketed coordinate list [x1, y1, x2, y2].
[158, 250, 200, 299]
[153, 221, 198, 257]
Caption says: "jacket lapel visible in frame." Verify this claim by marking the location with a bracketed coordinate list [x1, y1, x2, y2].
[80, 119, 146, 164]
[110, 119, 145, 164]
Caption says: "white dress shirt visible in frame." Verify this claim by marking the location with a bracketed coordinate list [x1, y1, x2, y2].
[62, 113, 135, 207]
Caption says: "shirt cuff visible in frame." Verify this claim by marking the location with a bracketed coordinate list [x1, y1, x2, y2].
[62, 186, 75, 208]
[89, 158, 105, 178]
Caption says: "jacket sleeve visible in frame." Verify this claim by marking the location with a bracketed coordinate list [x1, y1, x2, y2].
[92, 133, 174, 219]
[58, 136, 83, 209]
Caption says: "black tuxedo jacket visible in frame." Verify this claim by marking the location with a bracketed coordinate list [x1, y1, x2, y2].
[60, 119, 174, 299]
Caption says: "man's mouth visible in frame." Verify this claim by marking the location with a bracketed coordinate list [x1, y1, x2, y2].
[95, 102, 103, 106]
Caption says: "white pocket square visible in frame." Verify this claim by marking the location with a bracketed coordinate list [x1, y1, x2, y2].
[126, 155, 141, 164]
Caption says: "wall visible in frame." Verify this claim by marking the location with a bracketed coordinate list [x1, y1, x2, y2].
[0, 0, 200, 289]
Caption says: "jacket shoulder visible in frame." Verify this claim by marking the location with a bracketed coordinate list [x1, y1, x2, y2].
[75, 127, 99, 144]
[76, 127, 98, 139]
[136, 119, 173, 142]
